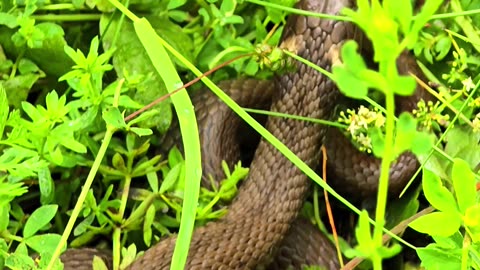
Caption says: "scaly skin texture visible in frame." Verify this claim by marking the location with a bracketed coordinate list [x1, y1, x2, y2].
[124, 1, 354, 269]
[60, 0, 430, 269]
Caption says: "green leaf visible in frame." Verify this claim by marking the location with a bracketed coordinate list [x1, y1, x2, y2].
[464, 205, 480, 243]
[434, 36, 452, 60]
[125, 110, 158, 127]
[417, 245, 462, 270]
[369, 127, 385, 157]
[99, 14, 173, 133]
[432, 232, 463, 249]
[143, 204, 155, 246]
[92, 255, 110, 270]
[354, 210, 374, 257]
[333, 41, 369, 99]
[444, 126, 480, 170]
[130, 127, 153, 136]
[21, 101, 43, 122]
[218, 162, 248, 200]
[385, 0, 412, 35]
[49, 146, 64, 165]
[62, 46, 82, 68]
[393, 113, 416, 155]
[222, 15, 244, 25]
[385, 187, 420, 229]
[167, 0, 186, 9]
[38, 167, 55, 205]
[18, 58, 40, 74]
[4, 73, 40, 108]
[0, 181, 28, 204]
[73, 213, 95, 236]
[405, 0, 443, 49]
[4, 253, 35, 269]
[451, 158, 476, 214]
[132, 155, 162, 177]
[126, 132, 135, 153]
[146, 171, 159, 193]
[117, 95, 143, 109]
[411, 131, 433, 156]
[70, 228, 98, 248]
[0, 204, 9, 232]
[409, 212, 461, 237]
[23, 204, 58, 238]
[168, 10, 189, 22]
[168, 146, 184, 168]
[59, 136, 87, 153]
[86, 0, 114, 12]
[198, 8, 210, 23]
[102, 107, 126, 129]
[376, 243, 402, 259]
[23, 22, 72, 77]
[0, 84, 7, 138]
[45, 90, 59, 114]
[119, 244, 137, 269]
[264, 0, 296, 24]
[112, 153, 126, 171]
[390, 75, 416, 96]
[25, 233, 62, 254]
[160, 163, 182, 194]
[0, 12, 18, 28]
[15, 242, 28, 255]
[422, 169, 458, 213]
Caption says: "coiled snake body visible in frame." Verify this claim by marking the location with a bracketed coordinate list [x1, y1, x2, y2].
[61, 0, 428, 269]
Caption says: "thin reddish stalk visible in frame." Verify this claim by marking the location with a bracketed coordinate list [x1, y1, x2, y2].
[321, 145, 344, 267]
[124, 53, 254, 122]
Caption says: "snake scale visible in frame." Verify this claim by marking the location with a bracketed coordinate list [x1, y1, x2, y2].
[59, 0, 430, 269]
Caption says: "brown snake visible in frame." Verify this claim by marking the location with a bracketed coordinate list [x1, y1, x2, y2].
[60, 0, 431, 269]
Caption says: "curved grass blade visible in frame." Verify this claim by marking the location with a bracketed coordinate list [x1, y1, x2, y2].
[134, 18, 201, 270]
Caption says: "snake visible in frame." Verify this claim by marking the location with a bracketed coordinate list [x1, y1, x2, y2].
[59, 0, 431, 269]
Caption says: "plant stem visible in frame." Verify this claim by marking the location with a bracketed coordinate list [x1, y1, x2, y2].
[113, 226, 121, 270]
[246, 0, 350, 21]
[46, 125, 115, 270]
[119, 175, 132, 219]
[37, 4, 79, 10]
[372, 59, 396, 270]
[32, 14, 101, 21]
[46, 76, 123, 270]
[462, 232, 471, 270]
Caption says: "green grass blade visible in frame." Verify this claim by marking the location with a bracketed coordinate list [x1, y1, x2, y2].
[134, 18, 201, 270]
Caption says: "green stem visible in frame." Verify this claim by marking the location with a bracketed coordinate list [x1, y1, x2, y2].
[36, 4, 79, 10]
[284, 50, 335, 80]
[108, 0, 138, 21]
[0, 230, 23, 243]
[429, 8, 480, 19]
[461, 232, 470, 270]
[197, 194, 220, 218]
[113, 226, 121, 270]
[32, 14, 101, 21]
[45, 78, 123, 270]
[372, 253, 382, 270]
[372, 59, 397, 269]
[246, 0, 351, 21]
[123, 193, 157, 229]
[119, 175, 132, 218]
[243, 108, 346, 129]
[46, 126, 116, 270]
[312, 186, 325, 232]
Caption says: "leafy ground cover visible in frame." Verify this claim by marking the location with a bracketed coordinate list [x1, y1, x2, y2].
[0, 0, 479, 269]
